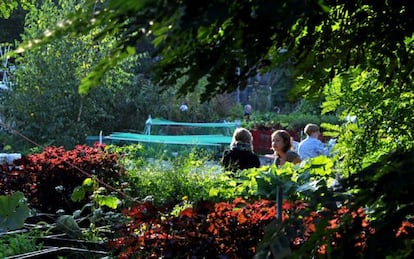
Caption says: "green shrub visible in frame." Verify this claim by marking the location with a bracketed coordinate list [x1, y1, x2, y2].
[0, 230, 43, 258]
[244, 112, 339, 132]
[119, 150, 224, 205]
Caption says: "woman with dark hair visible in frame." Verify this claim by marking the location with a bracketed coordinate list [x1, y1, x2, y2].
[271, 130, 301, 167]
[221, 127, 261, 172]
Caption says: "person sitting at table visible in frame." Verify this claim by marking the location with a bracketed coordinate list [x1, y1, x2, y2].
[221, 127, 261, 173]
[271, 130, 301, 167]
[298, 123, 329, 160]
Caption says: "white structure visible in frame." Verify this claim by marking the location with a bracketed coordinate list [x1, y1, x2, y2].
[0, 153, 21, 164]
[0, 44, 13, 90]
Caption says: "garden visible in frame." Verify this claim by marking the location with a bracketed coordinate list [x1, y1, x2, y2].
[1, 0, 414, 258]
[0, 141, 363, 258]
[1, 126, 414, 258]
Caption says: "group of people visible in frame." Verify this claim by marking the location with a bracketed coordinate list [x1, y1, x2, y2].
[221, 123, 330, 172]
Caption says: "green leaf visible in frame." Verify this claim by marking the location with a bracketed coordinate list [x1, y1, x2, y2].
[296, 180, 322, 192]
[126, 46, 136, 55]
[82, 177, 96, 190]
[56, 215, 82, 239]
[96, 195, 120, 209]
[318, 0, 331, 13]
[71, 186, 85, 202]
[256, 176, 277, 198]
[209, 188, 219, 197]
[0, 192, 30, 231]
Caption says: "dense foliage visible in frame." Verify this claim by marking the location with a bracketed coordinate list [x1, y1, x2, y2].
[1, 0, 257, 150]
[1, 0, 142, 149]
[11, 1, 413, 102]
[338, 149, 414, 257]
[0, 143, 413, 257]
[7, 0, 413, 170]
[1, 1, 414, 258]
[323, 67, 414, 172]
[0, 230, 43, 257]
[0, 144, 124, 213]
[111, 198, 279, 258]
[0, 0, 33, 20]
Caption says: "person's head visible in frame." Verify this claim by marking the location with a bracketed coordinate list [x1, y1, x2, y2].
[271, 130, 292, 154]
[304, 123, 320, 137]
[231, 127, 253, 150]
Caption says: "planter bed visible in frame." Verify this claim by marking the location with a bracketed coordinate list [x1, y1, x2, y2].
[37, 233, 110, 251]
[6, 246, 110, 259]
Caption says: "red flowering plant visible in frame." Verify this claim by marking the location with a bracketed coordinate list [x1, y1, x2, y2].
[271, 203, 375, 258]
[107, 156, 354, 258]
[246, 156, 374, 258]
[257, 150, 414, 258]
[0, 144, 126, 214]
[109, 198, 308, 258]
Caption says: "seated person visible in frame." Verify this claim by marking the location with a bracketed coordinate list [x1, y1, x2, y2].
[221, 128, 260, 172]
[298, 123, 329, 159]
[271, 130, 301, 167]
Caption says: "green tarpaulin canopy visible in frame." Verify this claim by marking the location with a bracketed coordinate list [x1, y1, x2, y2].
[106, 132, 232, 146]
[87, 118, 238, 147]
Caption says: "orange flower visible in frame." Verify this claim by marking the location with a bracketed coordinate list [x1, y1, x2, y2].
[237, 212, 248, 224]
[317, 244, 327, 254]
[396, 220, 414, 237]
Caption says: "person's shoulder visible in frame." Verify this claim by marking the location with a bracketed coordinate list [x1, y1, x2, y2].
[250, 152, 260, 160]
[223, 149, 233, 156]
[289, 150, 299, 155]
[238, 149, 260, 161]
[287, 150, 300, 159]
[286, 150, 301, 164]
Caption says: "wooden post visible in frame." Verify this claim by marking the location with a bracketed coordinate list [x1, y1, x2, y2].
[276, 186, 282, 223]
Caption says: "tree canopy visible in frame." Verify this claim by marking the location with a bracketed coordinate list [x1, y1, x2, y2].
[1, 1, 412, 156]
[9, 0, 413, 169]
[11, 0, 414, 102]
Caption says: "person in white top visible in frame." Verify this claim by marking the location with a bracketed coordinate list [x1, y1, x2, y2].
[244, 104, 252, 121]
[298, 123, 329, 159]
[144, 115, 152, 135]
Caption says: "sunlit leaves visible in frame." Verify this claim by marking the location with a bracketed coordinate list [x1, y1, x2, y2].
[151, 21, 170, 47]
[404, 33, 414, 53]
[0, 0, 18, 19]
[8, 0, 414, 108]
[300, 156, 333, 177]
[72, 177, 98, 202]
[95, 195, 120, 209]
[322, 63, 414, 172]
[2, 0, 151, 149]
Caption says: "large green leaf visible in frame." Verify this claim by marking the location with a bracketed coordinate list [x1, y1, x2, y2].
[56, 215, 82, 239]
[95, 195, 120, 209]
[0, 192, 30, 232]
